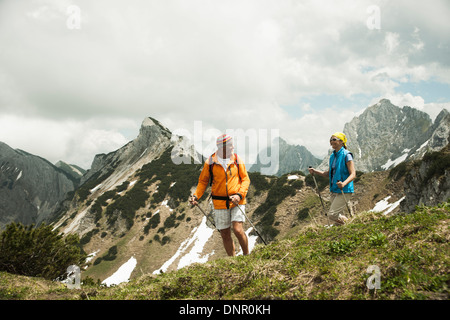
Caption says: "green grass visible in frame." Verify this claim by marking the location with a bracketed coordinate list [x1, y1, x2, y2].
[1, 201, 449, 300]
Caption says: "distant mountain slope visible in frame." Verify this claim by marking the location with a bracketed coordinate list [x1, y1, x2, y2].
[249, 137, 321, 176]
[55, 161, 86, 182]
[318, 99, 449, 172]
[0, 142, 76, 229]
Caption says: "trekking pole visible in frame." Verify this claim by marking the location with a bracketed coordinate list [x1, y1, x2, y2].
[235, 204, 267, 245]
[309, 166, 331, 226]
[337, 181, 353, 217]
[191, 200, 219, 232]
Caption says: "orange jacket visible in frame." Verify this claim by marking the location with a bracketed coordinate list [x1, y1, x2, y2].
[193, 153, 251, 209]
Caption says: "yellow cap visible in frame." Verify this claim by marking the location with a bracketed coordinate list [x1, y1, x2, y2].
[332, 132, 347, 147]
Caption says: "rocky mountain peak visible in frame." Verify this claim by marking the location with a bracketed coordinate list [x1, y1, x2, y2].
[428, 109, 450, 152]
[139, 117, 171, 138]
[249, 137, 321, 176]
[141, 117, 157, 127]
[342, 99, 445, 172]
[80, 117, 173, 191]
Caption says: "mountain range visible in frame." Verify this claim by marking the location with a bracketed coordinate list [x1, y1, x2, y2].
[342, 99, 450, 172]
[248, 137, 321, 176]
[0, 142, 77, 227]
[0, 98, 449, 285]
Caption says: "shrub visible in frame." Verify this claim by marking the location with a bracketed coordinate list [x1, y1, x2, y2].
[305, 174, 328, 191]
[422, 150, 450, 185]
[368, 231, 388, 248]
[327, 238, 356, 255]
[248, 172, 272, 196]
[161, 236, 171, 245]
[80, 229, 99, 245]
[138, 147, 203, 207]
[144, 213, 160, 234]
[297, 207, 309, 220]
[76, 169, 115, 202]
[389, 162, 409, 181]
[254, 178, 296, 216]
[103, 245, 118, 261]
[105, 181, 149, 229]
[0, 223, 86, 280]
[290, 180, 304, 190]
[164, 212, 178, 229]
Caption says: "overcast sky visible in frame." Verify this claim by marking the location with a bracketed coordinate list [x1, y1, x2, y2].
[1, 0, 449, 169]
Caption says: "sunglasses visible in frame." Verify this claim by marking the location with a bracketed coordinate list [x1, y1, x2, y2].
[330, 138, 341, 142]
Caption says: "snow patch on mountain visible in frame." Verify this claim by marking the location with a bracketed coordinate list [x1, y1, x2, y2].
[153, 216, 214, 274]
[102, 256, 137, 287]
[90, 184, 102, 193]
[85, 250, 100, 264]
[370, 196, 405, 215]
[381, 153, 409, 170]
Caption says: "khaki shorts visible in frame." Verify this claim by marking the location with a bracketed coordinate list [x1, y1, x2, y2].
[214, 205, 246, 230]
[328, 192, 353, 223]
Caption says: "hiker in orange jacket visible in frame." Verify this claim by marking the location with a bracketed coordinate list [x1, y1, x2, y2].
[189, 134, 251, 256]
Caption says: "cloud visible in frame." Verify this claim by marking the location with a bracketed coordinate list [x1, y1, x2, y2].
[0, 0, 449, 166]
[279, 106, 362, 159]
[384, 32, 400, 54]
[376, 93, 450, 121]
[0, 115, 131, 168]
[3, 0, 448, 120]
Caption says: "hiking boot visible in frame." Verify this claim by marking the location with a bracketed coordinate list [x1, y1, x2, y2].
[335, 215, 348, 226]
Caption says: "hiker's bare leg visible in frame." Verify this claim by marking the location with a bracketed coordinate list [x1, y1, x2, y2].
[232, 221, 249, 255]
[220, 227, 235, 256]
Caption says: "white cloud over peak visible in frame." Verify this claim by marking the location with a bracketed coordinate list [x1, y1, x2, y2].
[0, 0, 449, 166]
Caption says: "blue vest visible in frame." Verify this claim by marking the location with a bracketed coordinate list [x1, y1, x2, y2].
[329, 147, 354, 194]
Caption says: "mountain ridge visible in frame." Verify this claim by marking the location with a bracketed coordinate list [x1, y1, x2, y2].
[1, 98, 449, 285]
[317, 99, 450, 172]
[249, 137, 321, 176]
[0, 142, 76, 229]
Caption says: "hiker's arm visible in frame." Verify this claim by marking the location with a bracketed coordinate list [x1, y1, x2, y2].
[236, 159, 251, 200]
[341, 160, 356, 187]
[308, 167, 329, 178]
[193, 162, 210, 201]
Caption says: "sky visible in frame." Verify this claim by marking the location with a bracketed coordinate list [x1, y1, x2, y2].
[0, 0, 449, 169]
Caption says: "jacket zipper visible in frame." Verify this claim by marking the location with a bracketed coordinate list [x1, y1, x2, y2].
[225, 164, 230, 209]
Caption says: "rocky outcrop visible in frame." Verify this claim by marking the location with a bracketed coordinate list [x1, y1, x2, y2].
[0, 142, 76, 229]
[400, 141, 450, 213]
[80, 117, 174, 193]
[428, 109, 450, 152]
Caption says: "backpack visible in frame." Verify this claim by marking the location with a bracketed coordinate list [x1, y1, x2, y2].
[208, 153, 240, 186]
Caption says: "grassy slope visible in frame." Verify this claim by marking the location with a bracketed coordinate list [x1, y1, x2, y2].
[1, 202, 449, 300]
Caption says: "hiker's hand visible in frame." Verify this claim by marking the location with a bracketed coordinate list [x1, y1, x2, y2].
[308, 167, 315, 175]
[189, 195, 198, 206]
[336, 181, 344, 189]
[230, 194, 241, 205]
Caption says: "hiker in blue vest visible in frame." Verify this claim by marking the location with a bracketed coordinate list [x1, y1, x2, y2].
[308, 132, 356, 225]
